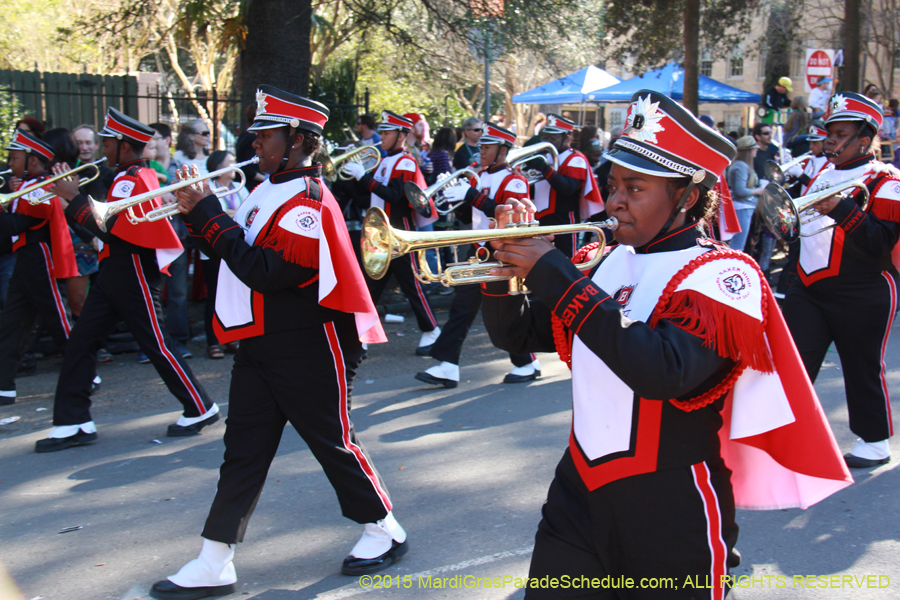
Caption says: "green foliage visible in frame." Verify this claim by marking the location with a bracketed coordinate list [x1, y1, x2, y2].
[310, 59, 360, 142]
[0, 87, 22, 152]
[602, 0, 760, 71]
[762, 1, 801, 91]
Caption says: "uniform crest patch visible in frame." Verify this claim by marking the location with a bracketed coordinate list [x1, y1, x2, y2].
[111, 180, 134, 198]
[245, 206, 260, 227]
[614, 284, 636, 306]
[716, 266, 752, 301]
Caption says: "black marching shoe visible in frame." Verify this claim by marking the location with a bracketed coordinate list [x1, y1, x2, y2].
[843, 453, 891, 469]
[35, 430, 98, 453]
[0, 396, 14, 406]
[149, 579, 236, 600]
[415, 371, 458, 389]
[341, 539, 409, 576]
[502, 368, 541, 384]
[415, 344, 434, 357]
[167, 411, 220, 437]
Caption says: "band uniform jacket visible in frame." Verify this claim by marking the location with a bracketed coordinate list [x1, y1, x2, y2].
[481, 224, 851, 510]
[362, 150, 434, 231]
[797, 155, 900, 288]
[184, 165, 385, 345]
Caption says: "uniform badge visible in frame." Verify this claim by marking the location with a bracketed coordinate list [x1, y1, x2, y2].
[625, 95, 665, 144]
[614, 284, 636, 307]
[245, 206, 260, 227]
[716, 266, 752, 301]
[256, 90, 268, 116]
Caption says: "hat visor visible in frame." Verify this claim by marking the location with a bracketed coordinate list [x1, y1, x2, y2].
[378, 124, 408, 133]
[97, 127, 119, 138]
[247, 119, 287, 132]
[807, 135, 826, 141]
[541, 127, 571, 135]
[603, 147, 686, 179]
[825, 113, 881, 130]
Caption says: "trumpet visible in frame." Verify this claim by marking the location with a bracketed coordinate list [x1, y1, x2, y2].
[320, 144, 382, 182]
[88, 156, 258, 232]
[362, 206, 617, 295]
[758, 178, 868, 242]
[0, 158, 106, 208]
[508, 142, 559, 184]
[405, 167, 480, 216]
[764, 152, 812, 186]
[0, 168, 11, 189]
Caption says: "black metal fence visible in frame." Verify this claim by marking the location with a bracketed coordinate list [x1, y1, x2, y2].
[0, 69, 369, 151]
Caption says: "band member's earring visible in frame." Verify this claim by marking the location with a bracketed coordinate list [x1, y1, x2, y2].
[679, 207, 687, 213]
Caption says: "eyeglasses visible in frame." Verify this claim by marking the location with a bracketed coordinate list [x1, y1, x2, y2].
[761, 131, 772, 136]
[197, 131, 211, 136]
[467, 128, 483, 133]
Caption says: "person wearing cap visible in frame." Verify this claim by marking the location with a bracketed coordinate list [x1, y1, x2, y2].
[414, 123, 542, 387]
[0, 129, 78, 407]
[725, 136, 767, 252]
[33, 107, 218, 452]
[763, 76, 793, 111]
[783, 123, 832, 196]
[526, 113, 604, 258]
[808, 76, 833, 119]
[782, 92, 900, 469]
[342, 110, 442, 353]
[480, 90, 851, 598]
[146, 85, 404, 598]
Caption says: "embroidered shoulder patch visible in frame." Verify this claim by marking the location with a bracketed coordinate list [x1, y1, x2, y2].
[675, 257, 763, 321]
[24, 187, 50, 205]
[277, 204, 321, 239]
[395, 158, 417, 172]
[111, 179, 135, 198]
[566, 156, 588, 170]
[504, 178, 528, 194]
[876, 179, 900, 202]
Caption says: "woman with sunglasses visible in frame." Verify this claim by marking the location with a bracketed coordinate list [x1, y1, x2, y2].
[173, 119, 211, 177]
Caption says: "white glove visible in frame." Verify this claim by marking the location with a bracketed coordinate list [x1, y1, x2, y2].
[784, 163, 803, 179]
[441, 183, 471, 204]
[342, 161, 366, 181]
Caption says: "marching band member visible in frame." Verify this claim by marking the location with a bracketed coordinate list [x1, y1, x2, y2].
[529, 114, 604, 257]
[148, 86, 403, 599]
[783, 92, 900, 468]
[342, 111, 442, 354]
[0, 130, 77, 406]
[34, 108, 218, 452]
[784, 123, 832, 196]
[415, 124, 541, 387]
[481, 90, 851, 598]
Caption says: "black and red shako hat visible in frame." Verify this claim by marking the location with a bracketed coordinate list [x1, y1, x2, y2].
[825, 92, 883, 131]
[542, 113, 576, 135]
[6, 129, 54, 162]
[605, 90, 736, 188]
[378, 111, 413, 133]
[808, 123, 828, 141]
[98, 107, 155, 145]
[249, 85, 329, 134]
[479, 124, 517, 148]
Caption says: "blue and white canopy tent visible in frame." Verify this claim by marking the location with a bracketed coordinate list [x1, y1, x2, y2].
[585, 62, 761, 104]
[512, 65, 621, 104]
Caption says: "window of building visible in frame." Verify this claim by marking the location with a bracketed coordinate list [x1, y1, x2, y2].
[724, 112, 743, 134]
[729, 44, 744, 79]
[700, 47, 713, 77]
[608, 108, 626, 129]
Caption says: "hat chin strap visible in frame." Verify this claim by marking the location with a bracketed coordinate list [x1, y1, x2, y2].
[648, 170, 707, 244]
[824, 121, 867, 159]
[277, 126, 296, 173]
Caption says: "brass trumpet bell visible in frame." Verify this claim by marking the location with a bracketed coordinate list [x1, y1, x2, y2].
[764, 152, 811, 186]
[321, 144, 382, 182]
[758, 179, 869, 242]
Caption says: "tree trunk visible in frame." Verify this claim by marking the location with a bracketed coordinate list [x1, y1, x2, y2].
[241, 0, 313, 123]
[844, 0, 861, 92]
[682, 0, 700, 115]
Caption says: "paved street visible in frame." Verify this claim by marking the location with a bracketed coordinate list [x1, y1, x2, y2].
[1, 296, 899, 600]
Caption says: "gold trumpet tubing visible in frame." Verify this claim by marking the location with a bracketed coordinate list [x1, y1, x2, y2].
[329, 146, 382, 181]
[508, 142, 560, 183]
[7, 158, 106, 206]
[91, 156, 258, 231]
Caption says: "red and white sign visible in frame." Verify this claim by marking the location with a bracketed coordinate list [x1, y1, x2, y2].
[805, 49, 835, 93]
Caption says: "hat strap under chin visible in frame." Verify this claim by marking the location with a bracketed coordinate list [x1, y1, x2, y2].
[657, 180, 698, 239]
[277, 126, 296, 173]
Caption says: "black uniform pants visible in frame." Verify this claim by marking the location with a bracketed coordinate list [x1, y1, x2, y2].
[202, 319, 393, 543]
[431, 277, 534, 368]
[0, 243, 71, 393]
[366, 252, 437, 333]
[53, 253, 214, 426]
[526, 450, 736, 600]
[783, 273, 897, 442]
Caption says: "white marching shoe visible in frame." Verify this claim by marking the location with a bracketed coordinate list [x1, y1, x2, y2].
[341, 512, 409, 576]
[844, 439, 891, 468]
[416, 326, 441, 356]
[503, 359, 542, 384]
[150, 538, 237, 599]
[415, 361, 460, 388]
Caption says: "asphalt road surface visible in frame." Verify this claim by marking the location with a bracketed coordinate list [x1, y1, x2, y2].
[1, 293, 898, 600]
